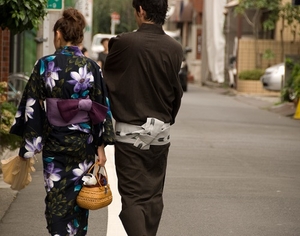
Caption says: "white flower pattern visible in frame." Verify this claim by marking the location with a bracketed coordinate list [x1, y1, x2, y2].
[25, 98, 35, 122]
[24, 136, 42, 158]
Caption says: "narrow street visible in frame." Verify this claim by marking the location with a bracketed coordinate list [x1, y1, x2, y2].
[1, 84, 300, 236]
[158, 84, 300, 236]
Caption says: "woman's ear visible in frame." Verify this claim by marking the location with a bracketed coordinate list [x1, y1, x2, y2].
[55, 30, 62, 40]
[54, 30, 62, 49]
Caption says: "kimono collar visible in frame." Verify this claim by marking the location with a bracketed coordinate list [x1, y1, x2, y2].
[55, 46, 83, 57]
[137, 23, 165, 35]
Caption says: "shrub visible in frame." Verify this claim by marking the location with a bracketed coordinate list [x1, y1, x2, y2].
[281, 57, 300, 102]
[238, 69, 264, 80]
[0, 82, 21, 152]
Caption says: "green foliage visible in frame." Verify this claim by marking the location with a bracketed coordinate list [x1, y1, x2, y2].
[0, 82, 21, 151]
[235, 0, 281, 31]
[64, 0, 76, 8]
[280, 3, 300, 26]
[235, 0, 281, 14]
[0, 0, 48, 34]
[280, 2, 300, 43]
[238, 69, 264, 80]
[282, 58, 300, 101]
[92, 0, 136, 35]
[262, 49, 275, 60]
[234, 0, 281, 68]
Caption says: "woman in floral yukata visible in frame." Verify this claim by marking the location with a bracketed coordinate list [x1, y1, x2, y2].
[9, 8, 114, 236]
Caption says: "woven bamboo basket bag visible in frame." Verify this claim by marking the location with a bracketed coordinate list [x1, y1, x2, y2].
[77, 163, 113, 210]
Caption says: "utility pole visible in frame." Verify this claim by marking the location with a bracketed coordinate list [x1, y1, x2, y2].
[75, 0, 93, 53]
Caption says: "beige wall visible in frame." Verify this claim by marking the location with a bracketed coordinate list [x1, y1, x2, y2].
[275, 0, 300, 42]
[237, 38, 300, 73]
[237, 0, 300, 73]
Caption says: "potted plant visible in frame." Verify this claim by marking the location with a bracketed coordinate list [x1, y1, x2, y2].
[237, 69, 266, 93]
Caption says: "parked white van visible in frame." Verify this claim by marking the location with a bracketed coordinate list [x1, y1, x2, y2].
[90, 33, 116, 60]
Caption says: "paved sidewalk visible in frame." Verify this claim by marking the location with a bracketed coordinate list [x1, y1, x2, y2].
[0, 149, 18, 220]
[0, 147, 122, 236]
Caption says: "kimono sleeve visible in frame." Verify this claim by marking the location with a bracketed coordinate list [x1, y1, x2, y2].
[90, 63, 115, 147]
[10, 60, 46, 158]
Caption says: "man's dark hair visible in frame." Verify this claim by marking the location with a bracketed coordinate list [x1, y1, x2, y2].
[132, 0, 168, 25]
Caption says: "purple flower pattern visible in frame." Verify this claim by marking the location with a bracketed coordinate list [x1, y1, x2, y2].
[68, 65, 94, 93]
[44, 61, 61, 90]
[24, 136, 42, 158]
[44, 162, 61, 192]
[67, 222, 78, 236]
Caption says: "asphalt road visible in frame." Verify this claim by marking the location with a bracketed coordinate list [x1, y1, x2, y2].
[157, 85, 300, 236]
[1, 84, 300, 236]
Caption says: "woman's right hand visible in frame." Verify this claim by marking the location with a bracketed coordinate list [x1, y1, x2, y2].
[97, 144, 107, 166]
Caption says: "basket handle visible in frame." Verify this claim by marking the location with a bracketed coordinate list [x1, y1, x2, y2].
[86, 163, 108, 187]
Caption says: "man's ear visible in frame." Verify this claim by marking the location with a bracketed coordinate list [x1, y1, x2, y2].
[139, 6, 146, 18]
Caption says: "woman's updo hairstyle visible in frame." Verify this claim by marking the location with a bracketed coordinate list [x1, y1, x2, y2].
[53, 8, 86, 45]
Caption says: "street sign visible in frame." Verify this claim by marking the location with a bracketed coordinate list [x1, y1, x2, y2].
[47, 0, 63, 10]
[110, 11, 120, 22]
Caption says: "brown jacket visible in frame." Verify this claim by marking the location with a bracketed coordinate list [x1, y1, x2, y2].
[103, 23, 183, 125]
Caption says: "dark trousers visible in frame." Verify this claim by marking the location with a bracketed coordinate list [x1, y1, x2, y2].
[115, 141, 170, 236]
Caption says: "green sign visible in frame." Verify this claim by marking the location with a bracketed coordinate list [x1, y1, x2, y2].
[47, 0, 63, 10]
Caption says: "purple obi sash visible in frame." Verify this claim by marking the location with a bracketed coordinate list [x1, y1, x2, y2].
[46, 98, 108, 127]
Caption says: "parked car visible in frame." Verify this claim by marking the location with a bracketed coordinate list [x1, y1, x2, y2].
[260, 63, 284, 91]
[90, 33, 116, 60]
[7, 73, 29, 106]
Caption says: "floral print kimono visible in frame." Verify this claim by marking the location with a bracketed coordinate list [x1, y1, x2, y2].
[10, 46, 115, 236]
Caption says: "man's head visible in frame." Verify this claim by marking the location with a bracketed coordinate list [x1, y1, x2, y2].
[101, 38, 109, 51]
[132, 0, 168, 25]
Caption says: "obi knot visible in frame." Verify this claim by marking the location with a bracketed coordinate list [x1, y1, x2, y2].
[78, 99, 92, 111]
